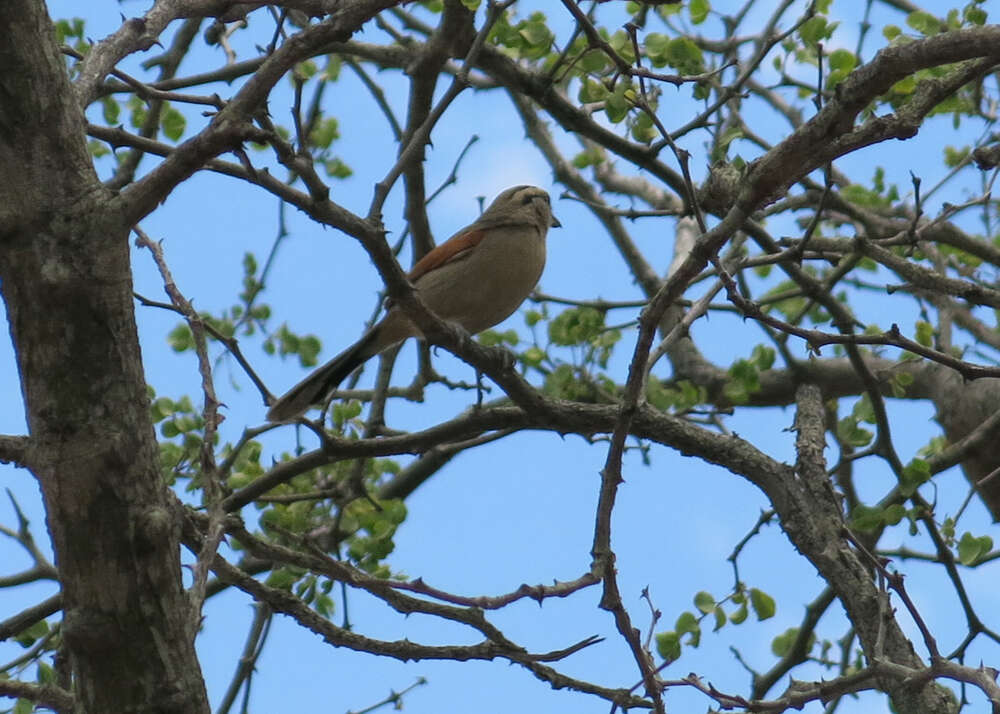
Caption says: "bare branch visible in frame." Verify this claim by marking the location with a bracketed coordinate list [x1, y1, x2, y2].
[0, 436, 31, 469]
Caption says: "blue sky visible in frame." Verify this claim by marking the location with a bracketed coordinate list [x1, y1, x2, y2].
[2, 2, 998, 712]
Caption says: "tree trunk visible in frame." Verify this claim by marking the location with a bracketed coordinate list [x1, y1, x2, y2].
[0, 1, 209, 711]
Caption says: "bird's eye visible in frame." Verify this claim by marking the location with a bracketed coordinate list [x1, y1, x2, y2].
[521, 193, 534, 205]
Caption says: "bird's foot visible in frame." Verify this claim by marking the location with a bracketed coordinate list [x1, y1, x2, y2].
[440, 320, 473, 348]
[475, 368, 486, 408]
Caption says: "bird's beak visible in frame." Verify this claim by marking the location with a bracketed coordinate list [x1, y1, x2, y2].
[551, 215, 562, 228]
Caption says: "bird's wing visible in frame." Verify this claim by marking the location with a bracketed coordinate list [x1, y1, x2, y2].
[408, 228, 486, 283]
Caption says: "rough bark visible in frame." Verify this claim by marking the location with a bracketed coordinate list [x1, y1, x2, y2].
[924, 370, 1000, 520]
[698, 356, 1000, 521]
[0, 2, 996, 712]
[0, 1, 209, 712]
[791, 386, 957, 714]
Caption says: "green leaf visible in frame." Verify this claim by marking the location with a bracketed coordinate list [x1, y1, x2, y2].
[36, 660, 54, 685]
[883, 503, 906, 526]
[655, 631, 681, 661]
[15, 619, 49, 648]
[654, 1, 682, 17]
[167, 324, 194, 352]
[321, 55, 342, 81]
[309, 117, 340, 149]
[890, 372, 913, 398]
[243, 252, 258, 276]
[798, 16, 838, 45]
[943, 145, 970, 167]
[645, 376, 676, 411]
[128, 95, 148, 129]
[837, 416, 873, 448]
[299, 335, 321, 366]
[604, 82, 632, 124]
[161, 106, 186, 141]
[608, 30, 636, 64]
[713, 606, 727, 631]
[87, 140, 110, 158]
[749, 588, 776, 620]
[850, 504, 884, 532]
[957, 531, 993, 566]
[315, 593, 335, 617]
[323, 157, 353, 179]
[514, 12, 554, 60]
[664, 37, 704, 75]
[521, 346, 545, 368]
[518, 20, 548, 47]
[724, 357, 762, 405]
[644, 32, 671, 66]
[676, 380, 706, 410]
[828, 49, 856, 73]
[771, 627, 815, 657]
[459, 0, 481, 9]
[842, 183, 892, 209]
[964, 5, 987, 25]
[573, 46, 606, 73]
[712, 126, 744, 162]
[477, 329, 505, 347]
[750, 344, 775, 370]
[630, 112, 657, 144]
[266, 567, 301, 590]
[344, 498, 407, 572]
[161, 420, 179, 438]
[55, 17, 86, 44]
[826, 48, 857, 89]
[675, 610, 701, 647]
[572, 148, 604, 168]
[892, 75, 917, 96]
[906, 10, 941, 35]
[150, 397, 176, 422]
[771, 627, 799, 657]
[939, 243, 982, 269]
[477, 329, 519, 348]
[914, 320, 934, 347]
[542, 364, 601, 402]
[293, 60, 317, 81]
[729, 602, 748, 624]
[101, 96, 120, 124]
[578, 78, 610, 104]
[333, 400, 362, 428]
[851, 394, 876, 424]
[524, 309, 544, 327]
[548, 307, 605, 346]
[917, 435, 948, 460]
[899, 458, 931, 497]
[694, 591, 715, 614]
[689, 0, 710, 24]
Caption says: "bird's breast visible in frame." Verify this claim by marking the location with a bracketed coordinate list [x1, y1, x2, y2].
[415, 224, 547, 334]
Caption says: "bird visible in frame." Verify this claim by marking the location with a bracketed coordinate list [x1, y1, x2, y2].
[266, 185, 560, 422]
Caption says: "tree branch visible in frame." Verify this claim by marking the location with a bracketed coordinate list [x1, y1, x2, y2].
[0, 436, 31, 469]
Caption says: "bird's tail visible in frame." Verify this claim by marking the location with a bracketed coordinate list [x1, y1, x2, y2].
[266, 332, 375, 422]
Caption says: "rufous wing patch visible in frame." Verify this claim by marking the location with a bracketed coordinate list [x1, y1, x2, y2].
[408, 228, 486, 283]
